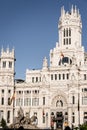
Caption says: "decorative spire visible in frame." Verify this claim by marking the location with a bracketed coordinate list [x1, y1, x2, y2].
[71, 5, 74, 14]
[42, 57, 48, 70]
[61, 6, 65, 17]
[7, 45, 9, 53]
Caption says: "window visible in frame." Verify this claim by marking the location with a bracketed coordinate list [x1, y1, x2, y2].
[43, 97, 45, 105]
[43, 116, 45, 123]
[16, 98, 23, 106]
[36, 77, 38, 82]
[32, 77, 34, 83]
[72, 96, 75, 104]
[1, 97, 4, 105]
[63, 74, 65, 80]
[55, 74, 57, 80]
[24, 98, 31, 106]
[8, 98, 10, 105]
[9, 61, 12, 68]
[2, 89, 4, 93]
[72, 112, 75, 123]
[0, 110, 4, 121]
[63, 28, 71, 45]
[32, 98, 39, 106]
[59, 74, 61, 80]
[7, 111, 10, 123]
[8, 90, 11, 94]
[84, 74, 86, 80]
[82, 96, 87, 105]
[66, 73, 69, 79]
[3, 61, 6, 68]
[51, 74, 53, 80]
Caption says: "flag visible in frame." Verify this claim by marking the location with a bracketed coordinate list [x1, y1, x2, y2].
[8, 92, 15, 105]
[60, 52, 64, 59]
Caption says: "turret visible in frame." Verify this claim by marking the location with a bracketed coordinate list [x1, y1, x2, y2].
[0, 47, 15, 85]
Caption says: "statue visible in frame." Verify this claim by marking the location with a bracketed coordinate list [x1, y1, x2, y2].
[9, 107, 39, 129]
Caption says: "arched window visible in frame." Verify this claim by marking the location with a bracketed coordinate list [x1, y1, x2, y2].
[59, 57, 72, 65]
[64, 29, 65, 37]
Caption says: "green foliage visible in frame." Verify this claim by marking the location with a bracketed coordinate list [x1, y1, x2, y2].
[80, 124, 87, 130]
[0, 118, 7, 128]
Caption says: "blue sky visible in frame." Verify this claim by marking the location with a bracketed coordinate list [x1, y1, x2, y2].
[0, 0, 87, 79]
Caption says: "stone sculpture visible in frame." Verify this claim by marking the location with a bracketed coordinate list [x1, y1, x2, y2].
[9, 107, 38, 129]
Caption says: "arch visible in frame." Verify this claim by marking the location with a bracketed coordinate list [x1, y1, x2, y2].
[51, 92, 67, 108]
[58, 56, 72, 66]
[56, 100, 63, 107]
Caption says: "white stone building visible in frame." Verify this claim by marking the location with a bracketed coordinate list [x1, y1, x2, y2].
[0, 5, 87, 129]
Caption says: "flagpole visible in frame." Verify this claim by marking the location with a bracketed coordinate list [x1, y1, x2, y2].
[13, 54, 16, 130]
[13, 79, 16, 130]
[78, 68, 80, 129]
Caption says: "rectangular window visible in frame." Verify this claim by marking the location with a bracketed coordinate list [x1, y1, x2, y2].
[2, 89, 4, 93]
[72, 116, 75, 123]
[7, 110, 10, 123]
[1, 97, 4, 105]
[69, 38, 71, 44]
[3, 61, 6, 68]
[9, 61, 12, 68]
[51, 74, 53, 80]
[64, 38, 65, 45]
[66, 38, 68, 45]
[43, 97, 45, 105]
[63, 74, 65, 80]
[36, 77, 38, 82]
[32, 98, 39, 106]
[82, 96, 87, 105]
[24, 98, 31, 106]
[59, 74, 61, 80]
[43, 116, 45, 123]
[72, 96, 75, 104]
[66, 73, 69, 79]
[32, 77, 34, 83]
[84, 74, 86, 80]
[16, 98, 23, 106]
[55, 74, 57, 80]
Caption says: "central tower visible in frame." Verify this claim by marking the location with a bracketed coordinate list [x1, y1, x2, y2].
[58, 5, 82, 49]
[50, 5, 84, 68]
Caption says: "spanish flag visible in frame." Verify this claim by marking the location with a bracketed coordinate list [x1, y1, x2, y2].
[60, 51, 64, 59]
[8, 92, 15, 105]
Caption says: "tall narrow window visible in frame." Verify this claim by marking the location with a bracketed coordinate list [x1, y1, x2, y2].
[69, 28, 71, 36]
[59, 74, 61, 80]
[32, 77, 34, 83]
[7, 111, 10, 123]
[43, 97, 45, 105]
[1, 97, 4, 105]
[72, 112, 75, 123]
[9, 61, 12, 68]
[84, 74, 86, 80]
[3, 61, 6, 68]
[51, 74, 53, 80]
[66, 73, 69, 79]
[55, 74, 57, 80]
[66, 28, 68, 37]
[64, 29, 65, 37]
[72, 96, 75, 104]
[63, 74, 65, 80]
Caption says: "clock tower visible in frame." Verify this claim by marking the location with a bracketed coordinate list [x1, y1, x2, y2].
[58, 5, 82, 49]
[50, 5, 84, 68]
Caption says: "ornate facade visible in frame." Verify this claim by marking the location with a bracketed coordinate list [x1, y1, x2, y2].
[0, 5, 87, 129]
